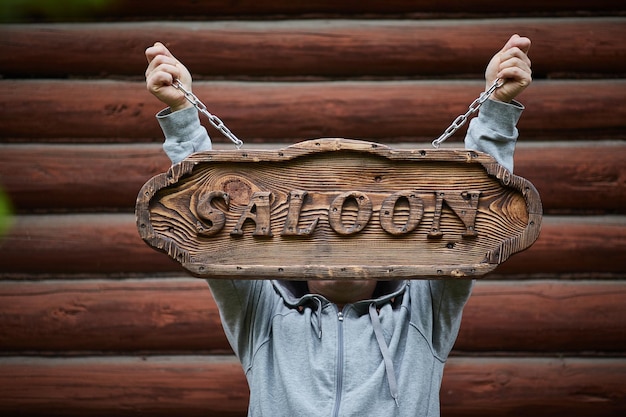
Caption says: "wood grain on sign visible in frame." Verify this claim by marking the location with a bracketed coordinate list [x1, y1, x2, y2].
[136, 139, 542, 279]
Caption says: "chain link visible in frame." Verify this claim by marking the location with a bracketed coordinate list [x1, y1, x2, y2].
[173, 79, 244, 149]
[431, 79, 503, 149]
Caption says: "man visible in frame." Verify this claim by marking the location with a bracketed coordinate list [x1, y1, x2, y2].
[145, 34, 531, 416]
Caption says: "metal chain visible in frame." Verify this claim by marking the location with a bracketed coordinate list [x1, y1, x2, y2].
[172, 78, 501, 151]
[431, 79, 503, 149]
[173, 79, 244, 149]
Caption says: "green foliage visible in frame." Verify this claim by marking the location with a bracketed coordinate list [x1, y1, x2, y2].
[0, 187, 14, 239]
[0, 0, 115, 22]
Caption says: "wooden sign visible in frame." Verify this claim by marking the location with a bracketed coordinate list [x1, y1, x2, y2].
[136, 139, 542, 279]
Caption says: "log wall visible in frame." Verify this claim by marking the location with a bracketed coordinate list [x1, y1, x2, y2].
[1, 1, 625, 416]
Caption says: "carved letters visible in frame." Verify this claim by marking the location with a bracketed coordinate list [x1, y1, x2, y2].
[194, 187, 481, 239]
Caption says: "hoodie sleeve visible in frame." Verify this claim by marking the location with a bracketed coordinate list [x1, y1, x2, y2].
[464, 98, 523, 172]
[204, 279, 276, 371]
[155, 108, 271, 366]
[427, 279, 474, 359]
[426, 98, 524, 359]
[156, 106, 212, 164]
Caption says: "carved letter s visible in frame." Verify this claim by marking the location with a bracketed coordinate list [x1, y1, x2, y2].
[196, 191, 229, 236]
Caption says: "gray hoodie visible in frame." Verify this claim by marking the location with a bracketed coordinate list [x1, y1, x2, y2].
[157, 98, 523, 416]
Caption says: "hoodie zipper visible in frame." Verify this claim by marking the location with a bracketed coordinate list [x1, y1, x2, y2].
[332, 310, 344, 417]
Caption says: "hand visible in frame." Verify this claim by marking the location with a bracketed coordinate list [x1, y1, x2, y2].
[485, 34, 532, 103]
[145, 42, 193, 112]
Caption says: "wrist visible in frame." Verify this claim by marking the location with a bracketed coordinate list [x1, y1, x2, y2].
[170, 100, 193, 113]
[490, 90, 513, 104]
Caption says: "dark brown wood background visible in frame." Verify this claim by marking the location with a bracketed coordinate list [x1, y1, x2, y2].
[1, 1, 625, 416]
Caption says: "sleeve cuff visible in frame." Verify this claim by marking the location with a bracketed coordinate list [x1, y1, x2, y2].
[157, 106, 205, 140]
[477, 99, 524, 139]
[156, 106, 212, 164]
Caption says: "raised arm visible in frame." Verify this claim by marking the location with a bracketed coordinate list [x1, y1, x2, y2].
[145, 42, 212, 163]
[429, 35, 533, 358]
[465, 34, 532, 172]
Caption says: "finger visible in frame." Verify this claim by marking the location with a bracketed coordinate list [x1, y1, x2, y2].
[498, 55, 531, 76]
[497, 68, 532, 85]
[500, 34, 519, 53]
[500, 33, 530, 53]
[145, 55, 179, 79]
[147, 63, 182, 88]
[500, 34, 531, 55]
[499, 47, 532, 69]
[516, 36, 531, 55]
[498, 66, 531, 85]
[145, 42, 161, 64]
[145, 41, 174, 64]
[147, 70, 172, 92]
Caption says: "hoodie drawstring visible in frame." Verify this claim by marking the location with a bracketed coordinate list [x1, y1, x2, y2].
[310, 297, 323, 339]
[369, 303, 400, 407]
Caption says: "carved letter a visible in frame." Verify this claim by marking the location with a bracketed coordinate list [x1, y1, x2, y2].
[230, 191, 273, 237]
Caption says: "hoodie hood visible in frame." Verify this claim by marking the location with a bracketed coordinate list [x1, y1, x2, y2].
[271, 279, 407, 311]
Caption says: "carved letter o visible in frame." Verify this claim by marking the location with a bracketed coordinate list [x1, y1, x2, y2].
[328, 191, 372, 235]
[379, 191, 424, 235]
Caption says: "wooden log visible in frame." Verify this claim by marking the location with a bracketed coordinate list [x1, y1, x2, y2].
[0, 279, 624, 353]
[0, 278, 229, 353]
[456, 280, 626, 352]
[1, 142, 623, 213]
[101, 0, 626, 16]
[0, 355, 623, 417]
[1, 18, 624, 78]
[513, 142, 626, 214]
[0, 214, 181, 275]
[0, 214, 624, 275]
[0, 355, 248, 417]
[5, 0, 624, 22]
[441, 357, 626, 417]
[498, 216, 626, 275]
[1, 80, 625, 142]
[0, 144, 171, 211]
